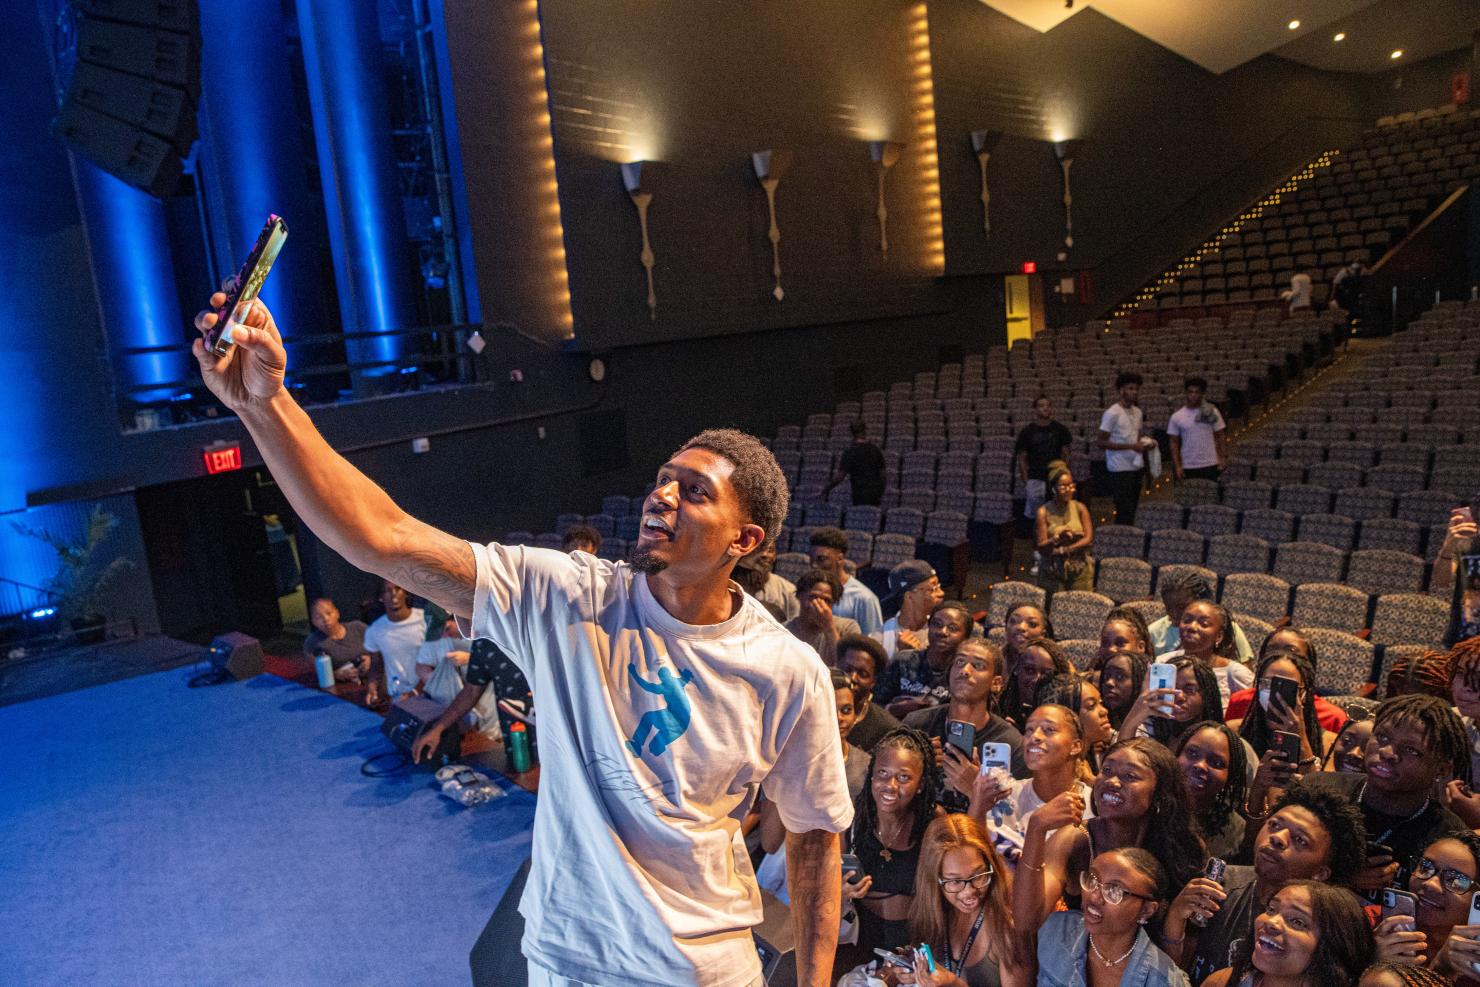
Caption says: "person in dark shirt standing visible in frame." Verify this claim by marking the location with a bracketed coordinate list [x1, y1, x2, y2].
[828, 420, 886, 506]
[1014, 395, 1073, 522]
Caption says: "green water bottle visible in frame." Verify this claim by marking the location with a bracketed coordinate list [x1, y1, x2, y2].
[509, 722, 532, 773]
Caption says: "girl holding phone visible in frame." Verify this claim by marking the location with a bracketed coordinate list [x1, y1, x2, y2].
[969, 703, 1092, 850]
[1231, 651, 1333, 817]
[1116, 657, 1224, 744]
[1097, 650, 1151, 733]
[1376, 831, 1480, 975]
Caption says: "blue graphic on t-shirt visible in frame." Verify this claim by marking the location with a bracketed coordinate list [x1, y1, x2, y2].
[625, 662, 694, 758]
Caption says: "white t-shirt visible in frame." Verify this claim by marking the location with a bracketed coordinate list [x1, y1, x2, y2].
[1167, 405, 1226, 470]
[363, 608, 426, 696]
[880, 615, 927, 657]
[1099, 403, 1145, 473]
[1161, 648, 1255, 710]
[988, 777, 1093, 844]
[463, 543, 853, 987]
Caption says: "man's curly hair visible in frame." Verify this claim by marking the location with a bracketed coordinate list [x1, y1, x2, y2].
[677, 429, 789, 552]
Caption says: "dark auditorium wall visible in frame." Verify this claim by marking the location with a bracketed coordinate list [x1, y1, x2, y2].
[1365, 47, 1474, 119]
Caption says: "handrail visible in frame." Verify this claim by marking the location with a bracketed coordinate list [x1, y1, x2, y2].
[0, 574, 56, 599]
[1370, 184, 1470, 272]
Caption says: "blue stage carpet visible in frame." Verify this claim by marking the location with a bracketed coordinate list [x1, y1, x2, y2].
[0, 670, 535, 986]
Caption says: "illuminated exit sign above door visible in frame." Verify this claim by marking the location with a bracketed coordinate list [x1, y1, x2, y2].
[202, 441, 243, 475]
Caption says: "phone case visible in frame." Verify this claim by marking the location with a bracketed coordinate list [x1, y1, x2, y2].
[1148, 663, 1176, 692]
[979, 742, 1011, 772]
[1469, 891, 1480, 926]
[946, 720, 976, 756]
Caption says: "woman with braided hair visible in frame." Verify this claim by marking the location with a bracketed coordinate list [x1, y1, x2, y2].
[1161, 598, 1253, 710]
[1234, 650, 1334, 821]
[846, 726, 942, 952]
[1097, 649, 1152, 734]
[1035, 672, 1114, 777]
[1116, 656, 1226, 745]
[999, 637, 1072, 732]
[1376, 829, 1480, 976]
[1446, 636, 1480, 828]
[1173, 721, 1251, 860]
[1359, 962, 1457, 987]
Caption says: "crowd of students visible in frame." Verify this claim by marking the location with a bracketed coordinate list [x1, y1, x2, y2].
[741, 502, 1480, 987]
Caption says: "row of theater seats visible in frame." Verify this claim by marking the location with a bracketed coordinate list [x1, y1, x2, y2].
[981, 575, 1439, 699]
[1140, 105, 1480, 310]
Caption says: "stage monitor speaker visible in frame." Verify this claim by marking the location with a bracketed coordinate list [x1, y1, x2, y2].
[380, 694, 462, 767]
[208, 631, 263, 680]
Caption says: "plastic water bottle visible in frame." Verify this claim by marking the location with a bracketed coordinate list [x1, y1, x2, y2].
[509, 722, 532, 773]
[314, 651, 334, 689]
[390, 674, 402, 698]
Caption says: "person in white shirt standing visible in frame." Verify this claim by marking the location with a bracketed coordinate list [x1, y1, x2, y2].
[362, 580, 426, 705]
[1166, 376, 1227, 484]
[1097, 371, 1157, 527]
[190, 289, 853, 987]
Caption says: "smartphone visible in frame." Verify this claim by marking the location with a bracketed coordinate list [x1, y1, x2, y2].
[1469, 890, 1480, 926]
[915, 944, 937, 974]
[1190, 858, 1227, 928]
[1381, 888, 1419, 927]
[841, 853, 862, 883]
[1268, 674, 1300, 714]
[979, 742, 1012, 775]
[945, 719, 977, 758]
[1148, 662, 1177, 715]
[1272, 730, 1301, 764]
[207, 213, 289, 357]
[873, 948, 914, 970]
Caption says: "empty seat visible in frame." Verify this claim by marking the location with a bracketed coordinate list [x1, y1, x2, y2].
[1050, 590, 1115, 641]
[1220, 572, 1293, 624]
[1334, 487, 1396, 521]
[1242, 508, 1297, 544]
[1136, 501, 1186, 533]
[1369, 592, 1451, 648]
[1276, 484, 1333, 516]
[804, 503, 842, 528]
[1059, 639, 1100, 672]
[1174, 478, 1222, 507]
[1148, 529, 1207, 567]
[843, 530, 875, 568]
[1223, 481, 1274, 512]
[1356, 517, 1423, 555]
[1290, 582, 1371, 632]
[1188, 504, 1241, 538]
[1398, 489, 1459, 526]
[1307, 461, 1364, 490]
[1206, 533, 1272, 574]
[1345, 548, 1426, 596]
[1273, 541, 1347, 586]
[1256, 459, 1307, 486]
[844, 505, 883, 533]
[986, 580, 1047, 626]
[1094, 524, 1148, 560]
[1096, 557, 1154, 603]
[773, 552, 810, 584]
[1368, 465, 1427, 494]
[869, 533, 916, 570]
[1303, 628, 1376, 696]
[1297, 513, 1356, 552]
[924, 511, 969, 546]
[555, 513, 586, 534]
[600, 495, 632, 517]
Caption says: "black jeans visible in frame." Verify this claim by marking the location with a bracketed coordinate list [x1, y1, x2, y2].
[1181, 466, 1221, 483]
[1107, 468, 1145, 526]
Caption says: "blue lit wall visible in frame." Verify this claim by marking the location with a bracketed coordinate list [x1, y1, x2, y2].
[295, 0, 415, 377]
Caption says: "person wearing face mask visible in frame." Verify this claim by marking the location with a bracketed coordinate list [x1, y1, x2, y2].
[879, 814, 1031, 987]
[1173, 721, 1252, 861]
[1223, 630, 1348, 735]
[882, 561, 946, 658]
[999, 603, 1053, 678]
[998, 639, 1072, 732]
[1320, 711, 1373, 775]
[1014, 738, 1205, 933]
[1375, 831, 1480, 974]
[846, 728, 943, 953]
[1203, 880, 1374, 987]
[1168, 785, 1366, 982]
[970, 703, 1092, 860]
[1037, 849, 1192, 987]
[1149, 570, 1254, 666]
[878, 602, 976, 718]
[1445, 637, 1480, 828]
[1290, 695, 1470, 902]
[904, 640, 1027, 813]
[1036, 672, 1115, 777]
[1232, 652, 1333, 816]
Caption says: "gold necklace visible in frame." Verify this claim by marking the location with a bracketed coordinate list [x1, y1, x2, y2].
[876, 814, 908, 861]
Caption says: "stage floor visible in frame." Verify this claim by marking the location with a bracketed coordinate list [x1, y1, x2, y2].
[0, 669, 535, 986]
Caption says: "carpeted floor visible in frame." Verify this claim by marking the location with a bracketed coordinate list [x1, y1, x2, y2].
[0, 670, 535, 986]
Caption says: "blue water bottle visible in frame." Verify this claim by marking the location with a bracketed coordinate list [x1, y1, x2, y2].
[314, 651, 334, 689]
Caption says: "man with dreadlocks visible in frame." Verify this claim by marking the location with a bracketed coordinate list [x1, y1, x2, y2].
[1446, 636, 1480, 827]
[1165, 785, 1367, 984]
[1292, 694, 1470, 903]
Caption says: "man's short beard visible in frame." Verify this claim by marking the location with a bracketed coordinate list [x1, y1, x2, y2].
[629, 550, 669, 575]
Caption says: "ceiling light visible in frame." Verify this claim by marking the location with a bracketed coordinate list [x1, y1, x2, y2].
[1288, 19, 1300, 30]
[1390, 49, 1403, 59]
[1332, 32, 1345, 42]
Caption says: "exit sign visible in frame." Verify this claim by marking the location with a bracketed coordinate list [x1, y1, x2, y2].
[1022, 261, 1037, 274]
[203, 442, 243, 475]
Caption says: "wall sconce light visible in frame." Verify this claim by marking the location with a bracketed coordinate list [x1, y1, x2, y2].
[620, 160, 662, 321]
[752, 149, 794, 301]
[970, 129, 1003, 236]
[1053, 139, 1082, 250]
[868, 140, 905, 256]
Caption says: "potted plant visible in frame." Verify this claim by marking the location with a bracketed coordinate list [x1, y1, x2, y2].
[11, 505, 135, 645]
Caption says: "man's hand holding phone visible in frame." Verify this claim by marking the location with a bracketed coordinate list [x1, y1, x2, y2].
[193, 288, 287, 412]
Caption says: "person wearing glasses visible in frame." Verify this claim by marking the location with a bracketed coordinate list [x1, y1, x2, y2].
[1375, 831, 1480, 974]
[1033, 462, 1094, 597]
[877, 814, 1028, 987]
[1036, 848, 1190, 987]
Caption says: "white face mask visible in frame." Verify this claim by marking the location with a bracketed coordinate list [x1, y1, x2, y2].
[1258, 688, 1273, 711]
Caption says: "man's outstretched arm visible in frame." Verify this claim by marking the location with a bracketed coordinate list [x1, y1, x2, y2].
[785, 827, 841, 987]
[193, 296, 475, 617]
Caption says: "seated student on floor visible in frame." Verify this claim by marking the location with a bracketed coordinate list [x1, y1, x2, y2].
[883, 813, 1030, 987]
[1223, 628, 1348, 735]
[875, 600, 974, 719]
[414, 614, 499, 732]
[1036, 848, 1191, 987]
[837, 634, 903, 753]
[903, 638, 1027, 813]
[1166, 784, 1365, 982]
[302, 597, 370, 684]
[1014, 737, 1205, 934]
[969, 702, 1091, 864]
[363, 580, 426, 706]
[1288, 694, 1469, 901]
[844, 727, 942, 954]
[1202, 880, 1374, 987]
[560, 523, 601, 556]
[1375, 830, 1480, 976]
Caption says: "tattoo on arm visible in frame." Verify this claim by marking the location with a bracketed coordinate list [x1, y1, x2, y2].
[786, 828, 842, 987]
[385, 518, 477, 618]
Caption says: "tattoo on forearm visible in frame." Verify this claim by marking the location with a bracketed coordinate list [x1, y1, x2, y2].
[387, 528, 476, 615]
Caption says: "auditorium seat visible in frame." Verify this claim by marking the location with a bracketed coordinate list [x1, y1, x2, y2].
[1369, 593, 1451, 648]
[1148, 529, 1207, 567]
[1242, 508, 1297, 545]
[1297, 514, 1356, 552]
[986, 581, 1046, 626]
[1187, 504, 1240, 538]
[1221, 572, 1293, 624]
[1344, 548, 1426, 596]
[1290, 582, 1371, 632]
[1096, 557, 1154, 603]
[1094, 525, 1148, 560]
[1154, 564, 1218, 598]
[1049, 591, 1115, 641]
[1304, 628, 1376, 696]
